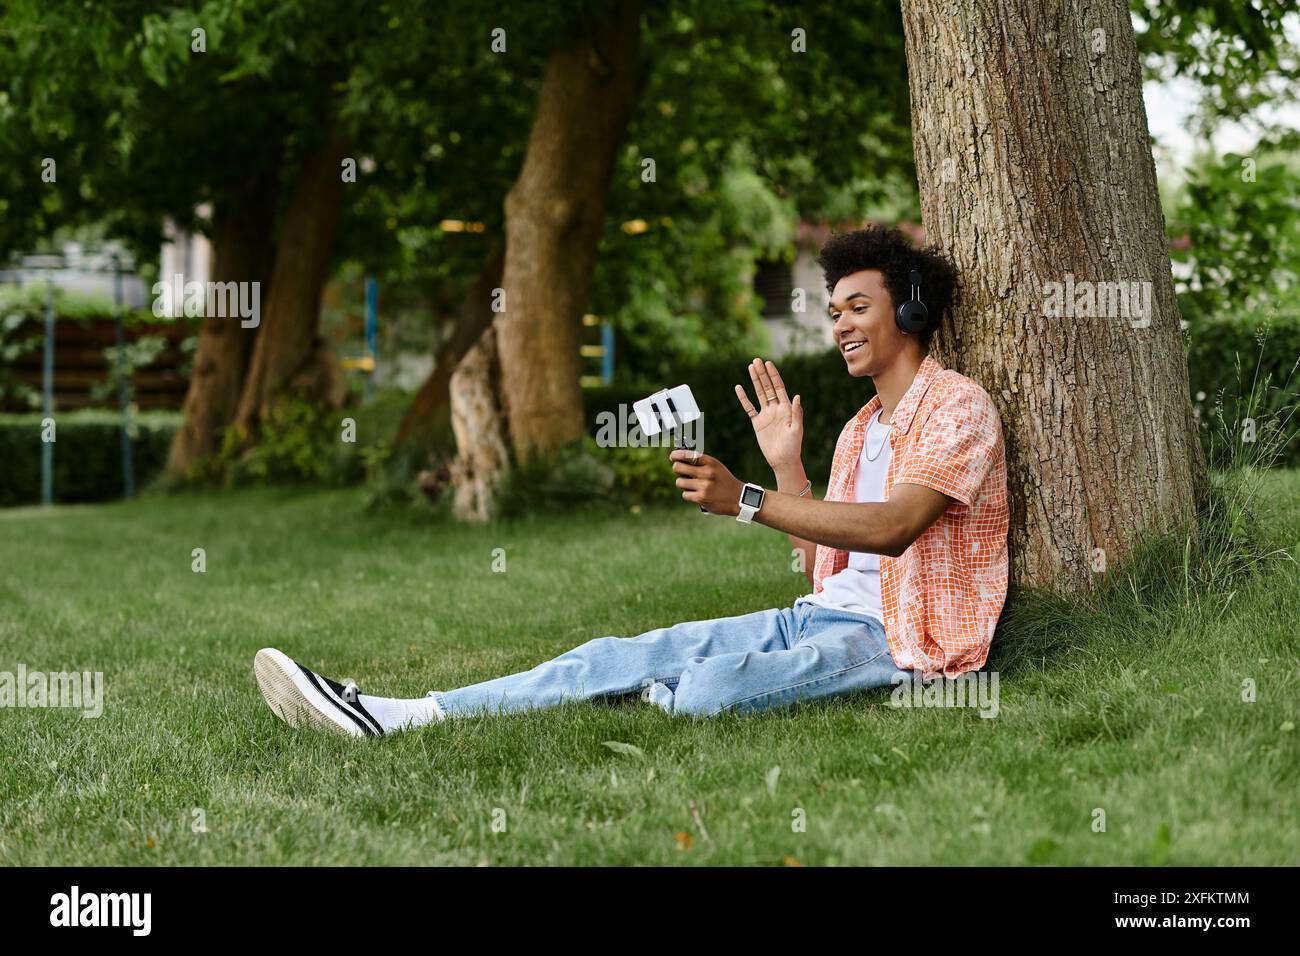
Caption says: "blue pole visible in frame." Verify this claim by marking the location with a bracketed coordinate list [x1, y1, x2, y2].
[364, 276, 377, 404]
[42, 281, 55, 506]
[112, 256, 134, 498]
[600, 321, 614, 385]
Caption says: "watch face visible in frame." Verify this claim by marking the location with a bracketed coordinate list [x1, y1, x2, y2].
[741, 485, 764, 508]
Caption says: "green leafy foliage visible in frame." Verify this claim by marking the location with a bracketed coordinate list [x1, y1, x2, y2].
[184, 385, 415, 492]
[605, 443, 681, 506]
[1165, 143, 1300, 467]
[90, 335, 167, 406]
[0, 309, 42, 410]
[496, 439, 618, 518]
[1133, 0, 1299, 128]
[1188, 318, 1300, 466]
[590, 0, 917, 378]
[1167, 144, 1300, 327]
[213, 397, 354, 488]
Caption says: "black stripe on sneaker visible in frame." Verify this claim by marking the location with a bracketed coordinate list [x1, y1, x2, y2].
[347, 696, 386, 737]
[300, 667, 377, 737]
[320, 674, 385, 737]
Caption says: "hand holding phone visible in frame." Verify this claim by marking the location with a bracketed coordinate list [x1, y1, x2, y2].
[633, 384, 708, 512]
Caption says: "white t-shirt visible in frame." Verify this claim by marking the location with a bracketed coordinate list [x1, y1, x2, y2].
[796, 408, 892, 623]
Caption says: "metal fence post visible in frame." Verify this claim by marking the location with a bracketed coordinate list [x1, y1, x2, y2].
[42, 280, 55, 506]
[112, 255, 134, 498]
[364, 276, 377, 405]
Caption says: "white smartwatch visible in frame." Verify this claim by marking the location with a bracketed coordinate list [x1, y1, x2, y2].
[737, 483, 766, 523]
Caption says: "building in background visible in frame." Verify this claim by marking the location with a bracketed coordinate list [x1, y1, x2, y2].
[156, 215, 213, 317]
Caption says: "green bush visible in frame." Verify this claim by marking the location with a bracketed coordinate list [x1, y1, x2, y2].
[1166, 148, 1300, 335]
[605, 443, 681, 505]
[215, 397, 354, 487]
[210, 392, 408, 490]
[0, 410, 180, 506]
[496, 439, 618, 517]
[1185, 315, 1300, 467]
[584, 349, 869, 491]
[583, 310, 1300, 500]
[0, 391, 408, 506]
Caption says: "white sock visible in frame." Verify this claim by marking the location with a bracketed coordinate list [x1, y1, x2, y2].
[357, 693, 444, 732]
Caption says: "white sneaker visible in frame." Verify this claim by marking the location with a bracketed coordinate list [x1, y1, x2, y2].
[254, 648, 385, 737]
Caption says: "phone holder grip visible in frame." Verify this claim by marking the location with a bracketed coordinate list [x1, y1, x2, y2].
[674, 432, 708, 513]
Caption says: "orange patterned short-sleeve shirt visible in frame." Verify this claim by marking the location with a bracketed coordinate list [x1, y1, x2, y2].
[811, 355, 1009, 678]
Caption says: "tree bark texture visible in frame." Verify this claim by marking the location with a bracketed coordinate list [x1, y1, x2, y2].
[900, 0, 1204, 590]
[449, 326, 510, 522]
[233, 113, 350, 438]
[165, 173, 278, 477]
[495, 2, 642, 459]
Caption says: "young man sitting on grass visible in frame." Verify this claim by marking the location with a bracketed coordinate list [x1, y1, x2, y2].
[254, 226, 1010, 736]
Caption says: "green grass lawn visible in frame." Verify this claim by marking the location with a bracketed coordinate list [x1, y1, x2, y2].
[1, 473, 1297, 866]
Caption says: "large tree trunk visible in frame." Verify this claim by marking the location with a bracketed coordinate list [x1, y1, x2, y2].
[165, 175, 278, 477]
[900, 0, 1204, 590]
[396, 246, 505, 453]
[495, 3, 642, 459]
[448, 327, 510, 521]
[233, 113, 349, 437]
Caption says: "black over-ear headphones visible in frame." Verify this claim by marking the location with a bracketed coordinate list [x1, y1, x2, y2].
[895, 270, 929, 335]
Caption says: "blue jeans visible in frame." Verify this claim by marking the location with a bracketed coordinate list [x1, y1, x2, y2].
[428, 603, 913, 719]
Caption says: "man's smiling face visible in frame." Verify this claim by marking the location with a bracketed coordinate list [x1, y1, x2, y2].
[829, 269, 913, 378]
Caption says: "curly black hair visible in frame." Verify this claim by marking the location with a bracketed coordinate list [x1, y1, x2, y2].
[816, 226, 958, 346]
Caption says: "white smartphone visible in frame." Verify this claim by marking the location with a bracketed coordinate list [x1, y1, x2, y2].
[632, 384, 701, 437]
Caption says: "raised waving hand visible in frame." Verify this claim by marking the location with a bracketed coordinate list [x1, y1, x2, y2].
[734, 358, 803, 471]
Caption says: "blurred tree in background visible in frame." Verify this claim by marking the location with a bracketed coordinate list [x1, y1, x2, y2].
[0, 0, 1296, 519]
[589, 0, 916, 382]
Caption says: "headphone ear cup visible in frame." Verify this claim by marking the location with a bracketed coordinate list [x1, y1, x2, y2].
[895, 301, 929, 335]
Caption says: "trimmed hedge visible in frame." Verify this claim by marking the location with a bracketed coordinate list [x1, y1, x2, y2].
[584, 313, 1300, 482]
[0, 411, 180, 506]
[2, 313, 1292, 508]
[583, 350, 870, 486]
